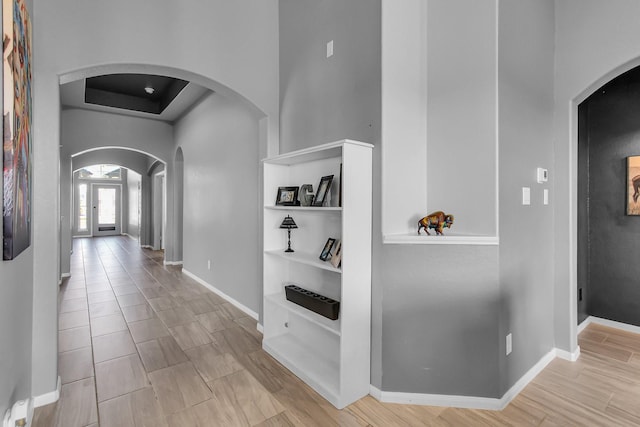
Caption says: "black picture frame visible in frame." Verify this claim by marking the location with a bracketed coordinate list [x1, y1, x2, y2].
[275, 186, 300, 206]
[312, 175, 334, 207]
[319, 238, 336, 261]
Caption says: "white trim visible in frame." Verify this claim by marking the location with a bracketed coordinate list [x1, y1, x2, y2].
[384, 234, 499, 246]
[257, 323, 264, 334]
[163, 260, 183, 266]
[371, 386, 503, 410]
[123, 233, 139, 241]
[578, 316, 593, 334]
[182, 269, 258, 320]
[141, 245, 154, 249]
[33, 376, 61, 408]
[556, 346, 581, 362]
[587, 315, 640, 335]
[500, 349, 556, 406]
[60, 272, 71, 285]
[370, 348, 559, 410]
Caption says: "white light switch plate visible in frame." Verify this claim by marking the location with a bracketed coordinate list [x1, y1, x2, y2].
[543, 189, 549, 205]
[522, 187, 530, 205]
[326, 40, 334, 57]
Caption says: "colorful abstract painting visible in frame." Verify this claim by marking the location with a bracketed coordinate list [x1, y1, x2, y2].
[2, 0, 32, 260]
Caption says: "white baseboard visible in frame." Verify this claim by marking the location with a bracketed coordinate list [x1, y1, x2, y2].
[584, 315, 640, 335]
[257, 323, 264, 334]
[59, 272, 71, 285]
[578, 316, 593, 334]
[370, 384, 503, 410]
[370, 348, 559, 411]
[182, 269, 258, 320]
[33, 376, 61, 408]
[556, 346, 581, 362]
[141, 245, 154, 249]
[163, 260, 183, 266]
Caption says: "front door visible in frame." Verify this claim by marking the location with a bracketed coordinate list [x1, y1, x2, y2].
[92, 184, 121, 236]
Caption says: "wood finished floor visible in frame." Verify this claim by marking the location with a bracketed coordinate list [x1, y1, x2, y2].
[33, 236, 640, 426]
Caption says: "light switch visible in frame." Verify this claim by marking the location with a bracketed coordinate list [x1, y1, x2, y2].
[326, 40, 334, 58]
[522, 187, 531, 205]
[543, 189, 549, 205]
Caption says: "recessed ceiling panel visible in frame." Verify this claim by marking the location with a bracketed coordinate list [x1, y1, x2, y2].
[85, 74, 188, 115]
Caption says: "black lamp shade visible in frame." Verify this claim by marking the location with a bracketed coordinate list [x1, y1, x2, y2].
[280, 215, 298, 229]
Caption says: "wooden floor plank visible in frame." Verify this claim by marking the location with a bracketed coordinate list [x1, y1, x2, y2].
[32, 236, 640, 426]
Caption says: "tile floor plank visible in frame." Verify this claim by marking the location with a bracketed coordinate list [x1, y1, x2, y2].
[95, 353, 150, 402]
[34, 237, 640, 427]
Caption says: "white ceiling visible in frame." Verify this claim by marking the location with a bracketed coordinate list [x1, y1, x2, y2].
[60, 78, 211, 123]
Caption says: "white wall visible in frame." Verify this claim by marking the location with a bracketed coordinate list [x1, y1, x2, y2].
[175, 92, 261, 314]
[32, 0, 278, 398]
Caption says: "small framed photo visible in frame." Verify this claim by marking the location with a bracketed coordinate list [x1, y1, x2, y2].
[330, 239, 342, 268]
[312, 175, 334, 207]
[276, 186, 300, 206]
[319, 238, 336, 261]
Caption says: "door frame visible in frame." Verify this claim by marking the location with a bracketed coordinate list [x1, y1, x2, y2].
[91, 183, 123, 237]
[153, 171, 167, 250]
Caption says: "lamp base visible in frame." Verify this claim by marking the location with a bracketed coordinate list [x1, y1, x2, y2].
[285, 248, 294, 253]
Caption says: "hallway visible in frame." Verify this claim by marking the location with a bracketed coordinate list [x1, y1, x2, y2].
[33, 236, 640, 426]
[34, 236, 289, 426]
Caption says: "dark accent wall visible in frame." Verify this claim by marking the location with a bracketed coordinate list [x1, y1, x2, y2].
[580, 69, 640, 326]
[577, 102, 589, 324]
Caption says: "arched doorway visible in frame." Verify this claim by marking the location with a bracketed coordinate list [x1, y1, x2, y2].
[577, 64, 640, 328]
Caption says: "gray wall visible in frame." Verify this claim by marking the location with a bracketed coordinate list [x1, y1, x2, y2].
[579, 74, 640, 326]
[0, 0, 34, 416]
[174, 92, 261, 313]
[280, 0, 558, 398]
[497, 0, 556, 393]
[0, 248, 33, 416]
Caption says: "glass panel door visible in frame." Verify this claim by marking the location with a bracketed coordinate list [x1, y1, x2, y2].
[92, 184, 121, 236]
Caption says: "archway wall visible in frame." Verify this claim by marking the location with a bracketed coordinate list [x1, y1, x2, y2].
[59, 111, 172, 276]
[553, 1, 640, 354]
[32, 0, 278, 398]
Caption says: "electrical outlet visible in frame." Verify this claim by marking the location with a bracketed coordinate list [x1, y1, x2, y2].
[506, 333, 512, 356]
[207, 260, 211, 270]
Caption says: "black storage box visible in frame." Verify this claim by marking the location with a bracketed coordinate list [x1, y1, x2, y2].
[284, 284, 340, 320]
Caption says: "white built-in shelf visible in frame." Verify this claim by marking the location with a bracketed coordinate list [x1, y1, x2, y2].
[262, 139, 372, 409]
[265, 249, 342, 273]
[265, 206, 342, 212]
[384, 233, 499, 246]
[262, 139, 371, 166]
[265, 293, 341, 336]
[263, 335, 340, 402]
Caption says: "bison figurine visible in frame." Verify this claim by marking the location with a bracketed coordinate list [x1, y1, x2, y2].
[417, 211, 454, 235]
